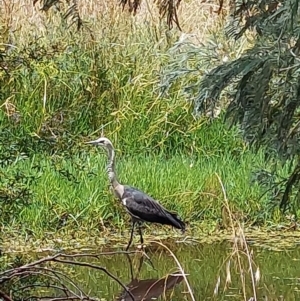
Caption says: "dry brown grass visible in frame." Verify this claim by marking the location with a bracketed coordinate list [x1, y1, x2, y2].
[150, 240, 196, 301]
[213, 173, 260, 301]
[1, 0, 230, 46]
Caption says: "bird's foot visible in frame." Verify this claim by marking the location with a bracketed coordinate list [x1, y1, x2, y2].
[137, 244, 147, 250]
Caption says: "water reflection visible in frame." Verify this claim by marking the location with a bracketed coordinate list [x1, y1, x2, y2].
[3, 241, 300, 300]
[85, 242, 300, 300]
[116, 254, 184, 301]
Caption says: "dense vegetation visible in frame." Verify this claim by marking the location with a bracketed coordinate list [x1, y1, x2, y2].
[162, 0, 300, 213]
[0, 1, 294, 242]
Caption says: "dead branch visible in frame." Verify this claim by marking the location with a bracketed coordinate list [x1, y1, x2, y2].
[52, 258, 134, 299]
[18, 270, 83, 299]
[0, 251, 137, 301]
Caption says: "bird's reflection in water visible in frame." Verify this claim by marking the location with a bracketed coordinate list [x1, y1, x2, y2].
[116, 254, 184, 301]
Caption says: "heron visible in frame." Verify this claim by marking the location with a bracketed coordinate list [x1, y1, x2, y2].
[86, 137, 186, 250]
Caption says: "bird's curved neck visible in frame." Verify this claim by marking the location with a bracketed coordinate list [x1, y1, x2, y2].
[107, 147, 120, 188]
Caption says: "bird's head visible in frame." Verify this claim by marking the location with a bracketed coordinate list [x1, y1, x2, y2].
[85, 137, 113, 149]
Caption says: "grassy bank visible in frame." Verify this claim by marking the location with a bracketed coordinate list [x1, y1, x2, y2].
[0, 1, 290, 244]
[0, 124, 287, 238]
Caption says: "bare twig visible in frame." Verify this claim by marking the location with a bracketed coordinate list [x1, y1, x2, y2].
[0, 250, 138, 278]
[149, 240, 195, 301]
[10, 268, 83, 300]
[25, 297, 85, 301]
[53, 258, 135, 300]
[0, 252, 136, 301]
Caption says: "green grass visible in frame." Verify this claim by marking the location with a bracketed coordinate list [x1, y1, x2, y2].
[0, 2, 292, 242]
[0, 131, 285, 238]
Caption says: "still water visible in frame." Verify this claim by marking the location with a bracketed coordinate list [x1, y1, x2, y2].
[3, 240, 300, 300]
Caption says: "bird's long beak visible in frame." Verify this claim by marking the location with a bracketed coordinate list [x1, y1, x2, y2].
[85, 139, 98, 145]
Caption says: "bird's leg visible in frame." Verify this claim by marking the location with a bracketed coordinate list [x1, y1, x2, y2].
[125, 253, 134, 281]
[137, 254, 144, 275]
[138, 222, 144, 245]
[136, 227, 155, 270]
[137, 222, 147, 251]
[125, 221, 136, 251]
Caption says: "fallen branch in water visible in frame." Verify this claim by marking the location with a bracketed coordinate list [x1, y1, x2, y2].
[0, 251, 138, 301]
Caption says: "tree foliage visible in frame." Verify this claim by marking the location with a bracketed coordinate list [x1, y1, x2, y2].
[154, 0, 300, 214]
[194, 0, 300, 213]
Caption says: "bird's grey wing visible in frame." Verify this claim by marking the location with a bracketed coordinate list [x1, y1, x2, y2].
[123, 189, 172, 221]
[122, 186, 185, 230]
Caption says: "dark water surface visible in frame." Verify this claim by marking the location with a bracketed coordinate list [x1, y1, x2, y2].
[3, 240, 300, 300]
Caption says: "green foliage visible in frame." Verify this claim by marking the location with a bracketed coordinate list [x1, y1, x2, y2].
[0, 24, 237, 158]
[0, 10, 262, 235]
[161, 0, 300, 214]
[0, 0, 293, 239]
[0, 140, 38, 225]
[0, 134, 275, 236]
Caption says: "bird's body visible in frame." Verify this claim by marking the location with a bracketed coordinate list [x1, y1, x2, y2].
[121, 185, 185, 229]
[86, 137, 185, 250]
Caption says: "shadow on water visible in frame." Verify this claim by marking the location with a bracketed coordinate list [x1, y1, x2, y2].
[3, 241, 300, 300]
[116, 254, 184, 301]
